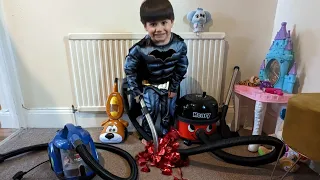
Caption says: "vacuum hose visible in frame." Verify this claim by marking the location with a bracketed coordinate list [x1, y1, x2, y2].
[0, 142, 138, 180]
[197, 133, 284, 166]
[0, 143, 48, 163]
[178, 129, 285, 166]
[75, 142, 138, 180]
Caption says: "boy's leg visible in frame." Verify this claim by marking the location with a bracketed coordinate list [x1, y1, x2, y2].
[161, 92, 177, 131]
[169, 95, 177, 118]
[142, 87, 160, 137]
[159, 90, 169, 134]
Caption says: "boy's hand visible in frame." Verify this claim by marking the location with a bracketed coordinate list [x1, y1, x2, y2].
[168, 92, 177, 98]
[135, 95, 141, 103]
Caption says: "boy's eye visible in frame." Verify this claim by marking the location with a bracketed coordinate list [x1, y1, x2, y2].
[151, 23, 157, 27]
[161, 21, 167, 25]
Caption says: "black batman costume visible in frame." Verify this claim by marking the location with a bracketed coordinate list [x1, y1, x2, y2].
[124, 32, 189, 137]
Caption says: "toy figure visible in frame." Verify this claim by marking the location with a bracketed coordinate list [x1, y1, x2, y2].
[237, 76, 260, 87]
[187, 8, 212, 34]
[259, 80, 273, 89]
[124, 0, 189, 138]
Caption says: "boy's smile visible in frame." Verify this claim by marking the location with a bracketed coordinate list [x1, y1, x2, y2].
[145, 19, 173, 45]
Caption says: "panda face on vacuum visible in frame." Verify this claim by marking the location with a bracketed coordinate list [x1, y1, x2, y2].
[99, 119, 128, 143]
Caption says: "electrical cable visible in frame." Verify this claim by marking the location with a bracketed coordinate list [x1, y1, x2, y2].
[12, 160, 49, 180]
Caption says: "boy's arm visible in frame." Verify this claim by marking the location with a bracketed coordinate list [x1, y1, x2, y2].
[124, 46, 142, 98]
[169, 42, 189, 93]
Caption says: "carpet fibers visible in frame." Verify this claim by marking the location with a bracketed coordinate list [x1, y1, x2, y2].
[0, 128, 319, 180]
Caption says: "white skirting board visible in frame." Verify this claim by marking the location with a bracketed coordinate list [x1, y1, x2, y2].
[26, 109, 75, 128]
[25, 108, 136, 132]
[24, 106, 237, 132]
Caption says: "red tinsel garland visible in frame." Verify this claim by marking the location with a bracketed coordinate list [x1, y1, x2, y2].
[135, 128, 189, 180]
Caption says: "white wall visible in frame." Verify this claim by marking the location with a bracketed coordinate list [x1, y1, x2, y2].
[0, 0, 26, 128]
[272, 0, 320, 93]
[2, 0, 278, 109]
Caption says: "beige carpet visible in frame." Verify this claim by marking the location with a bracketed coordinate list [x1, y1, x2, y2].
[0, 128, 319, 180]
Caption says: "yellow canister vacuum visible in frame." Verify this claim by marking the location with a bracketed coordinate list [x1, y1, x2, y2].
[106, 78, 124, 119]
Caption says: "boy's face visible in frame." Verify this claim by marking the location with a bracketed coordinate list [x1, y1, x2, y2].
[144, 19, 173, 45]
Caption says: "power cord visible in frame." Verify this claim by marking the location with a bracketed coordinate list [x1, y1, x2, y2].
[12, 160, 49, 180]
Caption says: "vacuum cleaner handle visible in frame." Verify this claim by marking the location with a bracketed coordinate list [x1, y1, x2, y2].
[219, 66, 239, 138]
[61, 123, 77, 138]
[225, 66, 239, 106]
[139, 96, 159, 153]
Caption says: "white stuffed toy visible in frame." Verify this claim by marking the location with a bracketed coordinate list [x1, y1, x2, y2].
[187, 8, 212, 33]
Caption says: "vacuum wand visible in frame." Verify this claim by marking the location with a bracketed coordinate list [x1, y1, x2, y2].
[139, 97, 159, 153]
[219, 66, 239, 138]
[225, 66, 239, 106]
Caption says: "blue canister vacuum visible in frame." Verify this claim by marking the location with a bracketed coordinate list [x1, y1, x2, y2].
[0, 123, 139, 180]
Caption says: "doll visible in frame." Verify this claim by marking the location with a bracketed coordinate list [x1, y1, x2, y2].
[187, 8, 212, 33]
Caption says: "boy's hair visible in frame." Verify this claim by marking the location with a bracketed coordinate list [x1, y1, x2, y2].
[140, 0, 175, 25]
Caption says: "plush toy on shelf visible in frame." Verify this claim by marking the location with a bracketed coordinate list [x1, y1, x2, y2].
[187, 8, 212, 34]
[100, 78, 129, 144]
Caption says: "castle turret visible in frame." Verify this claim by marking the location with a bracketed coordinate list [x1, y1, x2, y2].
[288, 62, 297, 75]
[284, 62, 297, 93]
[285, 30, 293, 51]
[275, 22, 288, 40]
[266, 22, 292, 64]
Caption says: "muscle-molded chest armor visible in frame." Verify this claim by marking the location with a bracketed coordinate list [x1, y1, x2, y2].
[132, 33, 185, 84]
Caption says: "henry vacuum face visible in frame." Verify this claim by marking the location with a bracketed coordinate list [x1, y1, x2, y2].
[175, 92, 220, 142]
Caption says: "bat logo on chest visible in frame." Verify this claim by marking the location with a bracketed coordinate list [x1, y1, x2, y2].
[148, 49, 176, 61]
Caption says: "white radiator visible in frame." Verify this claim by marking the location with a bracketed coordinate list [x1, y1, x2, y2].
[67, 32, 226, 112]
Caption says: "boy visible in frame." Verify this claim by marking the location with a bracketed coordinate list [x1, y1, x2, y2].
[124, 0, 189, 137]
